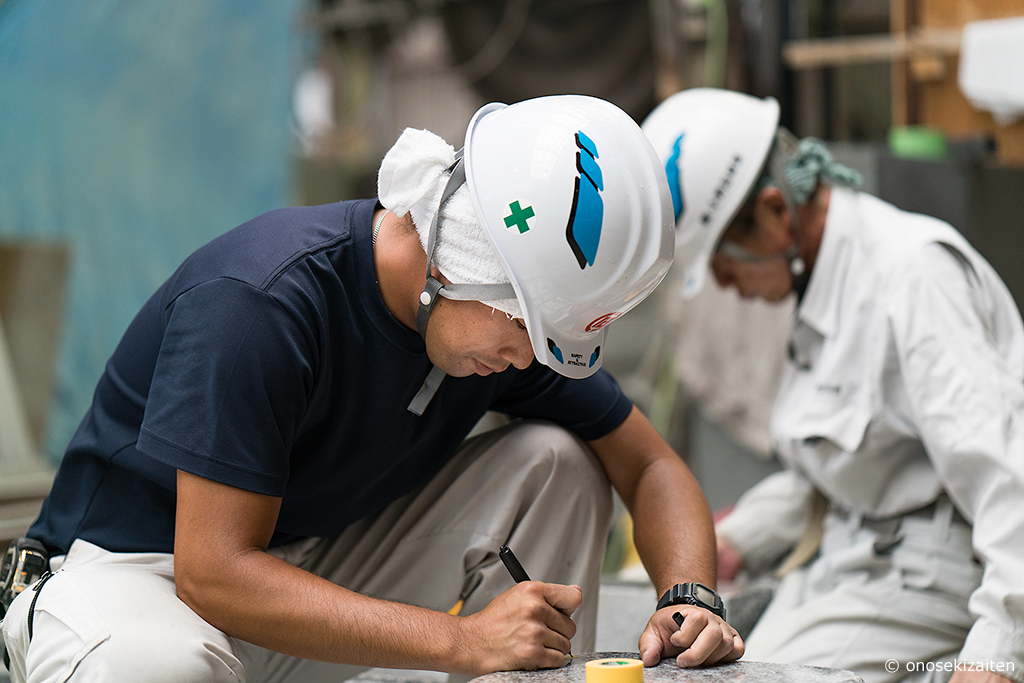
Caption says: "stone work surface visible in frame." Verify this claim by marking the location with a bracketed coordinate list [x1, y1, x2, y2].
[472, 653, 864, 683]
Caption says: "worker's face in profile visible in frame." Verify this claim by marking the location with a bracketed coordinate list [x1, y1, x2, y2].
[709, 187, 795, 303]
[424, 296, 535, 377]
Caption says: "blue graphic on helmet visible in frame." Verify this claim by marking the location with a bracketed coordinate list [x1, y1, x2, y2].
[566, 131, 604, 270]
[666, 134, 685, 221]
[547, 338, 564, 364]
[590, 346, 601, 368]
[576, 132, 603, 191]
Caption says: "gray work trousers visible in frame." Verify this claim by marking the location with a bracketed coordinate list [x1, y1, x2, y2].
[743, 497, 982, 683]
[1, 420, 613, 683]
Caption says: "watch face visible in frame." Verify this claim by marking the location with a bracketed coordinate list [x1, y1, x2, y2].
[693, 583, 718, 606]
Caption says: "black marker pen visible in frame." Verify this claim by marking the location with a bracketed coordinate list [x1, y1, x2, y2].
[499, 545, 531, 583]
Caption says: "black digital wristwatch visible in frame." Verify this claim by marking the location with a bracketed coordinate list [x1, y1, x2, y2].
[657, 582, 726, 620]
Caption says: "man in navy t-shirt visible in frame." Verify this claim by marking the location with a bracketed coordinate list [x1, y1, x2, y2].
[3, 97, 744, 682]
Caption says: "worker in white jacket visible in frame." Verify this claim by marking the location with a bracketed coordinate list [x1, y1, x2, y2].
[642, 88, 1024, 683]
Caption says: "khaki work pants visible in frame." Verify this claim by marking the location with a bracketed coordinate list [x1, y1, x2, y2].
[2, 420, 613, 683]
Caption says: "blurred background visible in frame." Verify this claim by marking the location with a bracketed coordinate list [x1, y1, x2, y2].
[2, 0, 1024, 653]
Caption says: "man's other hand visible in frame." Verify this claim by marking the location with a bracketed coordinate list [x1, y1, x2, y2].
[639, 605, 743, 668]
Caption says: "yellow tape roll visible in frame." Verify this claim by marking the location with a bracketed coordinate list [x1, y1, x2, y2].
[585, 658, 643, 683]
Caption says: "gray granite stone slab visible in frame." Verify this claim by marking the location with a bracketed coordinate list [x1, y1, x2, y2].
[471, 653, 863, 683]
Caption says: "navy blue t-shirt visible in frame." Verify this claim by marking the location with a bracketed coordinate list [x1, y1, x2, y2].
[30, 199, 632, 555]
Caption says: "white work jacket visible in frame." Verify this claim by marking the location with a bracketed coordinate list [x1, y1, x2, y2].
[718, 187, 1024, 669]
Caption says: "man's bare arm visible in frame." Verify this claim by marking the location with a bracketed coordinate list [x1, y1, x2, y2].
[588, 407, 743, 667]
[173, 469, 580, 674]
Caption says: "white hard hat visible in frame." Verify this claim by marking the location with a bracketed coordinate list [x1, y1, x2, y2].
[641, 88, 780, 298]
[457, 95, 675, 378]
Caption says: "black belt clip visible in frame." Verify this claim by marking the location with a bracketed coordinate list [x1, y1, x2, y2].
[1, 537, 49, 620]
[1, 537, 51, 669]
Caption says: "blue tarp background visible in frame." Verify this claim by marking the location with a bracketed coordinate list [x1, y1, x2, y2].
[0, 0, 304, 462]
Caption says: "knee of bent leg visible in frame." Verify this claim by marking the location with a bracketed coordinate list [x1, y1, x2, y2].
[25, 610, 241, 683]
[12, 558, 242, 683]
[45, 615, 243, 683]
[505, 422, 612, 517]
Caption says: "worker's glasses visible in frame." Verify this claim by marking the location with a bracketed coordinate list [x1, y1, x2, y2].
[715, 239, 780, 263]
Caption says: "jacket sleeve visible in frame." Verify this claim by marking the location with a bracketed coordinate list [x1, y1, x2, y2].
[715, 468, 816, 575]
[887, 242, 1024, 673]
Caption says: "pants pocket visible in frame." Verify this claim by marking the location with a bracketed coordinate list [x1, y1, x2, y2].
[896, 550, 982, 598]
[893, 529, 981, 598]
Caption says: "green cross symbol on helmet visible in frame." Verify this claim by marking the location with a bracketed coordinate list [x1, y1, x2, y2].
[504, 200, 534, 234]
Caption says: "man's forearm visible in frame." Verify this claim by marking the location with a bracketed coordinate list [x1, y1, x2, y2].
[588, 407, 717, 595]
[587, 409, 744, 667]
[628, 454, 717, 594]
[174, 470, 479, 673]
[177, 548, 472, 672]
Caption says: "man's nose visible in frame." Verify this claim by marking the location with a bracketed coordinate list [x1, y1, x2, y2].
[711, 259, 735, 288]
[503, 338, 535, 370]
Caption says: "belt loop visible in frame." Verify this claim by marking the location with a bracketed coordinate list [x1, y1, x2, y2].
[931, 495, 955, 542]
[871, 518, 904, 555]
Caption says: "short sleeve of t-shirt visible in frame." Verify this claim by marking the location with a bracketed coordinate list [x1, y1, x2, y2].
[137, 276, 316, 496]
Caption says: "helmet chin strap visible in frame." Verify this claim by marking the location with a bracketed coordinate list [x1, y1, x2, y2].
[414, 151, 517, 339]
[407, 149, 517, 416]
[416, 153, 466, 340]
[407, 154, 466, 417]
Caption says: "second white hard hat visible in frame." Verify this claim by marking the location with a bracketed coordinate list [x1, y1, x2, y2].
[641, 88, 780, 298]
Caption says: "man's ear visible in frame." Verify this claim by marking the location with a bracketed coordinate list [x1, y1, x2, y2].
[754, 186, 794, 241]
[756, 186, 788, 218]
